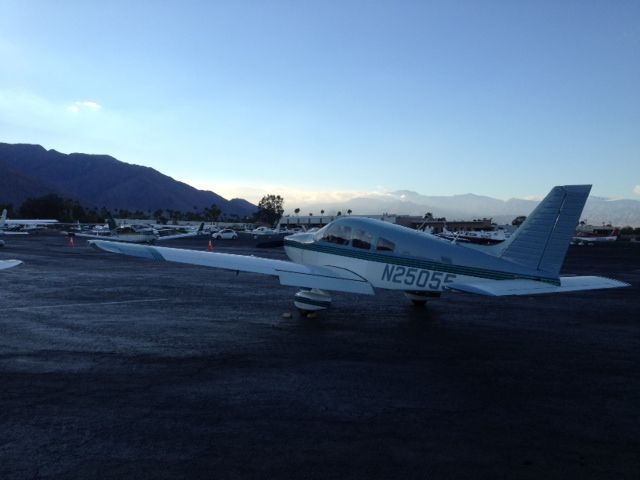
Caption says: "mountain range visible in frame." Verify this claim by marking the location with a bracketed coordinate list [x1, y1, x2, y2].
[2, 142, 638, 226]
[0, 143, 256, 217]
[287, 190, 640, 227]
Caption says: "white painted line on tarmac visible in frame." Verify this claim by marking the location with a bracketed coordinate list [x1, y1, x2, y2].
[8, 298, 169, 311]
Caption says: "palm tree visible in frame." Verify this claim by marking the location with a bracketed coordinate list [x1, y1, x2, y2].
[347, 209, 352, 215]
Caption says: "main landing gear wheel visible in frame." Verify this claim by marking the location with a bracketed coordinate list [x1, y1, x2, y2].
[294, 289, 331, 316]
[404, 291, 441, 306]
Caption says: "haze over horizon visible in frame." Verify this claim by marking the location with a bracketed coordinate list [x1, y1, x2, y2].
[1, 1, 638, 204]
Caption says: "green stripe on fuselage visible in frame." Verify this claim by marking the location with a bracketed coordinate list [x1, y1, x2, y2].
[285, 240, 560, 286]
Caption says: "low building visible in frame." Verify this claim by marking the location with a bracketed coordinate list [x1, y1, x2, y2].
[394, 216, 494, 234]
[277, 214, 397, 230]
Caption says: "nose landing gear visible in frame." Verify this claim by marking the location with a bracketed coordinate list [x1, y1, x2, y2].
[404, 290, 440, 306]
[294, 289, 332, 316]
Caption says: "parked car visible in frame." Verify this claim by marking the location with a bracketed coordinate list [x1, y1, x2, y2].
[213, 229, 238, 240]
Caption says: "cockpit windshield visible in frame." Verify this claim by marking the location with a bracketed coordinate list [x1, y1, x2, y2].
[317, 223, 351, 245]
[316, 221, 390, 252]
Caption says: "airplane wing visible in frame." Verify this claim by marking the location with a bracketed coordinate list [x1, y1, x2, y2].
[155, 223, 205, 241]
[447, 276, 629, 296]
[0, 259, 22, 270]
[4, 219, 58, 225]
[73, 232, 112, 239]
[89, 240, 374, 295]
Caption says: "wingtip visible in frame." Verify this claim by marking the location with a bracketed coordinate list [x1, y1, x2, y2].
[0, 259, 22, 269]
[88, 239, 108, 252]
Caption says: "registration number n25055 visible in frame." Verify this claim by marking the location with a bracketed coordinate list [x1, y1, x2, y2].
[381, 265, 456, 290]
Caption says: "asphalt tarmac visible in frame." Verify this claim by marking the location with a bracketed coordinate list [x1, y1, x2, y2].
[0, 233, 638, 479]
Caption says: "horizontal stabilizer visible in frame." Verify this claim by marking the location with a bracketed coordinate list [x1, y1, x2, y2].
[447, 276, 629, 296]
[89, 240, 374, 295]
[0, 259, 23, 270]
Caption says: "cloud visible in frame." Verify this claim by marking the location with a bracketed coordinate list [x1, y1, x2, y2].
[0, 88, 148, 160]
[79, 100, 101, 110]
[635, 185, 640, 195]
[67, 100, 102, 113]
[182, 179, 400, 210]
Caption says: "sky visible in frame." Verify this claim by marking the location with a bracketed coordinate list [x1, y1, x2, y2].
[1, 0, 639, 207]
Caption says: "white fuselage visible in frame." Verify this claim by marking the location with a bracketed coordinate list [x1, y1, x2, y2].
[284, 244, 464, 292]
[283, 216, 558, 294]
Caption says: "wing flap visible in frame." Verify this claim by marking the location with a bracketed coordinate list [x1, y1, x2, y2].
[448, 276, 629, 296]
[89, 240, 373, 294]
[277, 269, 374, 295]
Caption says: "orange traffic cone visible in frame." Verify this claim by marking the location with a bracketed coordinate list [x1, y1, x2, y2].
[207, 239, 213, 252]
[68, 236, 75, 248]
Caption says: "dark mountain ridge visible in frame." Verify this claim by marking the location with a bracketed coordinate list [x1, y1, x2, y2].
[0, 142, 256, 217]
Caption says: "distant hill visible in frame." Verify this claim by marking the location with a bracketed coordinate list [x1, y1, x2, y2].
[287, 190, 640, 227]
[0, 142, 257, 217]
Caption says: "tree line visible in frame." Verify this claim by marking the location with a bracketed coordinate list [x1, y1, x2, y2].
[0, 194, 246, 224]
[1, 193, 294, 226]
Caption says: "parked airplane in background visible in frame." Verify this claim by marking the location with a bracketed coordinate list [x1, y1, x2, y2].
[572, 225, 620, 245]
[2, 208, 56, 246]
[437, 227, 510, 245]
[90, 185, 629, 313]
[75, 219, 204, 244]
[1, 209, 58, 235]
[1, 209, 58, 230]
[251, 226, 277, 235]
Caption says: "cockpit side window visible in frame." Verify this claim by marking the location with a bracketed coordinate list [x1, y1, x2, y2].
[376, 237, 395, 252]
[351, 229, 373, 250]
[318, 223, 352, 246]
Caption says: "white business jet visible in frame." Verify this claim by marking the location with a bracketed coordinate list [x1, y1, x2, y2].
[1, 209, 58, 233]
[89, 185, 629, 313]
[0, 208, 47, 248]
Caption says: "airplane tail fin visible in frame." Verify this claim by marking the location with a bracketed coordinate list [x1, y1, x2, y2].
[497, 185, 591, 277]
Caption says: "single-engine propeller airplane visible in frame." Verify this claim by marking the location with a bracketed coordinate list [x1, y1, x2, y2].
[89, 185, 629, 313]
